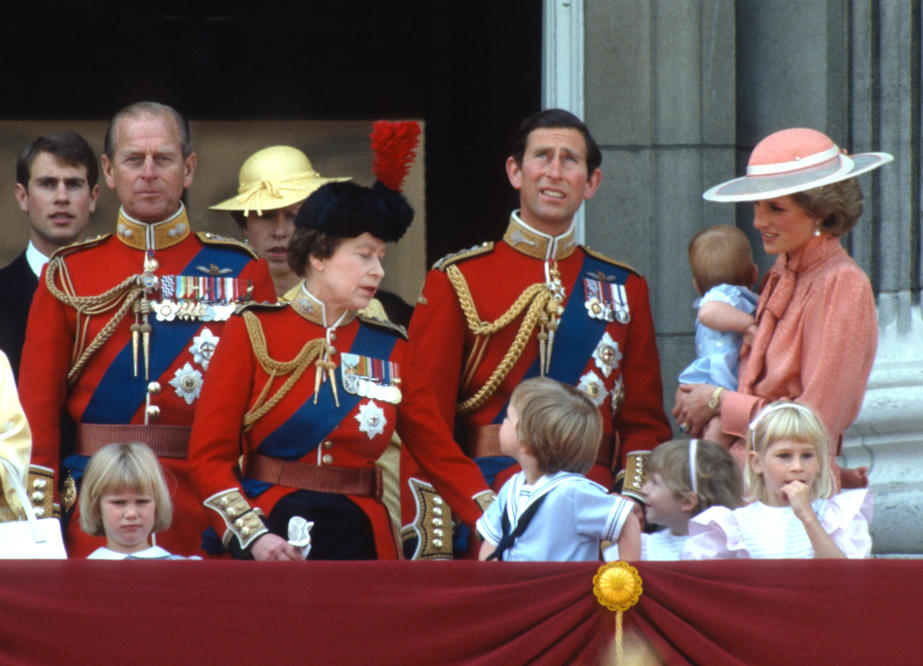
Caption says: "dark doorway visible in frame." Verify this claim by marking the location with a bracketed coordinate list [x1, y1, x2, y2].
[0, 3, 542, 265]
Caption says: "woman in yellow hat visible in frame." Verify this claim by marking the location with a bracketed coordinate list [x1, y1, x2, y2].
[211, 146, 350, 297]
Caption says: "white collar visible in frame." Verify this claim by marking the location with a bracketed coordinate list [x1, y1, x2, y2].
[25, 241, 48, 278]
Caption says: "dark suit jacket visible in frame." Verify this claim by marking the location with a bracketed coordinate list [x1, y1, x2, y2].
[0, 251, 39, 379]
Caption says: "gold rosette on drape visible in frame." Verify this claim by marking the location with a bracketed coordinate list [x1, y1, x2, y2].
[593, 561, 643, 662]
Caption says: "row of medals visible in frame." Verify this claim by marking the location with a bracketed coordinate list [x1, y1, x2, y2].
[341, 354, 402, 405]
[140, 260, 245, 322]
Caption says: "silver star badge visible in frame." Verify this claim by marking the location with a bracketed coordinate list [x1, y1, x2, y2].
[169, 362, 204, 405]
[576, 370, 607, 407]
[355, 400, 387, 439]
[189, 327, 219, 370]
[593, 332, 622, 378]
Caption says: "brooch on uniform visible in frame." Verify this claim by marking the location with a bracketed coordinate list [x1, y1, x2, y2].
[340, 353, 402, 404]
[356, 400, 387, 439]
[169, 362, 204, 405]
[593, 332, 622, 378]
[189, 327, 219, 371]
[583, 275, 630, 324]
[577, 370, 608, 407]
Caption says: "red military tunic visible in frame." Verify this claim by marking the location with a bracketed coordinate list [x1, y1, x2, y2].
[19, 206, 275, 557]
[402, 213, 671, 555]
[188, 287, 493, 559]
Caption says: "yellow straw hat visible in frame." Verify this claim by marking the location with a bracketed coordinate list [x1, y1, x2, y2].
[210, 145, 351, 216]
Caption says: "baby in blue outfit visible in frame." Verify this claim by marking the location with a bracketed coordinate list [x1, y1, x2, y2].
[678, 225, 758, 444]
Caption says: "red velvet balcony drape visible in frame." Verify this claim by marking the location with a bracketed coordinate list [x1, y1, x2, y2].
[0, 559, 917, 665]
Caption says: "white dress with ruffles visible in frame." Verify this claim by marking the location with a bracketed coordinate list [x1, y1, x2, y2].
[681, 489, 873, 559]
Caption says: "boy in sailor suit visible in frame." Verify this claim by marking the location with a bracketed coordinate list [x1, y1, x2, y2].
[478, 377, 640, 561]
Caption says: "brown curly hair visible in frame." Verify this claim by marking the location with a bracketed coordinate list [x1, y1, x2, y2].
[287, 228, 344, 276]
[791, 178, 864, 236]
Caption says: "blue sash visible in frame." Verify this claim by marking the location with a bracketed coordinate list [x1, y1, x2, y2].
[489, 252, 630, 424]
[81, 244, 252, 423]
[244, 322, 399, 497]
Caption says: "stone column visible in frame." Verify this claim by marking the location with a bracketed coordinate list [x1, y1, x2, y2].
[840, 0, 923, 555]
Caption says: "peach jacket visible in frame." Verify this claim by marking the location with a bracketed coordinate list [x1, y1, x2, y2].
[721, 235, 877, 450]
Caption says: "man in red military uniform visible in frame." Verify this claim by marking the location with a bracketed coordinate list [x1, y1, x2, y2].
[19, 101, 275, 557]
[402, 109, 671, 558]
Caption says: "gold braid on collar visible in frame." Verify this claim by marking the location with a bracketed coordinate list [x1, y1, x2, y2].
[446, 264, 561, 415]
[44, 255, 143, 386]
[241, 311, 331, 430]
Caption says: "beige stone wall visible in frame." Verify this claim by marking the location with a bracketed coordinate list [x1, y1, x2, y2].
[0, 120, 426, 305]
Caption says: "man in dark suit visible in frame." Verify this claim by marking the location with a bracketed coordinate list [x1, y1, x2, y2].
[0, 132, 98, 377]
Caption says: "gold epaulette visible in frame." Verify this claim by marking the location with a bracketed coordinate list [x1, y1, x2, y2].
[196, 231, 259, 259]
[358, 313, 408, 340]
[433, 241, 494, 271]
[582, 246, 641, 277]
[48, 234, 111, 259]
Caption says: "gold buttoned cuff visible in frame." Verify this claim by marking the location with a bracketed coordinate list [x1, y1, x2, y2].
[204, 488, 268, 550]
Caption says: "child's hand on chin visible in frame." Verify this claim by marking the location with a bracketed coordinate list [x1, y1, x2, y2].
[780, 481, 814, 522]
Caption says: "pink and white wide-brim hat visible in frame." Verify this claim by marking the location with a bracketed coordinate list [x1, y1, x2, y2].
[703, 128, 893, 202]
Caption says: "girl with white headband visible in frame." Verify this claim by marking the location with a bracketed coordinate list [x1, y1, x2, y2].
[673, 128, 892, 490]
[683, 401, 873, 559]
[604, 438, 741, 561]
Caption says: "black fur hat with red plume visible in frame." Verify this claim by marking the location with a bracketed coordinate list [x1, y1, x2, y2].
[294, 121, 420, 242]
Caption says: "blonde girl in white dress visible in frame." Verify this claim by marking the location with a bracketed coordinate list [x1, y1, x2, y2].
[683, 401, 872, 559]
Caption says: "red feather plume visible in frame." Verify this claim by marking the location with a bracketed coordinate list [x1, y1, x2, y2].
[370, 120, 421, 193]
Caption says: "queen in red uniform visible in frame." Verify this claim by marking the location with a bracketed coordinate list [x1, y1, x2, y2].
[188, 140, 493, 560]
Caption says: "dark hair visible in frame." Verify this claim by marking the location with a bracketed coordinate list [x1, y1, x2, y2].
[791, 178, 864, 237]
[230, 211, 247, 229]
[104, 101, 191, 158]
[509, 108, 602, 173]
[287, 229, 343, 276]
[16, 131, 98, 188]
[687, 225, 755, 293]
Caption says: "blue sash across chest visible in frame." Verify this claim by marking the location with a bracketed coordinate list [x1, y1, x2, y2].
[244, 322, 399, 497]
[490, 252, 630, 424]
[81, 244, 252, 423]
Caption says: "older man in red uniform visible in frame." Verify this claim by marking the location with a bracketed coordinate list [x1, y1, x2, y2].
[402, 109, 671, 558]
[19, 102, 274, 557]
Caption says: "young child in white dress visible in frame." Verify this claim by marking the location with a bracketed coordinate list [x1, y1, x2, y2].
[683, 401, 873, 559]
[677, 225, 758, 444]
[477, 377, 640, 561]
[624, 438, 742, 561]
[80, 442, 193, 560]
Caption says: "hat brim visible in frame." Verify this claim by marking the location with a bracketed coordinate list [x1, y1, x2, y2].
[209, 177, 352, 212]
[703, 152, 893, 202]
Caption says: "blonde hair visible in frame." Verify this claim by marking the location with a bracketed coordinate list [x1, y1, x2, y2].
[79, 442, 173, 537]
[510, 377, 603, 475]
[745, 401, 836, 502]
[648, 439, 743, 513]
[687, 225, 755, 293]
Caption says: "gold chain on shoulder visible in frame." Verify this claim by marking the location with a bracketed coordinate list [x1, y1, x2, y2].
[241, 310, 328, 431]
[446, 264, 560, 415]
[44, 255, 143, 385]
